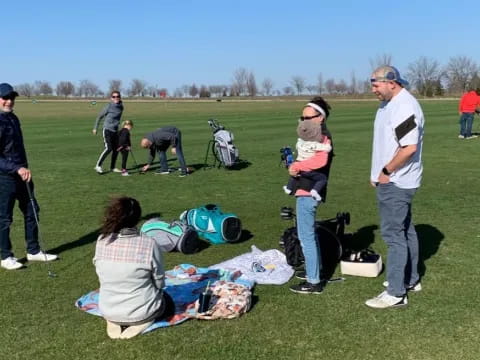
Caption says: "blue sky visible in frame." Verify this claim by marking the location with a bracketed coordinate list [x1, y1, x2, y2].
[4, 0, 479, 93]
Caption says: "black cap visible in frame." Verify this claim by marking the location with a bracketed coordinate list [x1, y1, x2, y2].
[0, 83, 19, 98]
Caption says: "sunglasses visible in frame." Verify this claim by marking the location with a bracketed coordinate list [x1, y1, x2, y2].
[0, 94, 16, 101]
[111, 95, 121, 98]
[299, 114, 321, 121]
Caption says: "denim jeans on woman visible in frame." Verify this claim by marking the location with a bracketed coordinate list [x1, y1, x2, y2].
[376, 183, 419, 297]
[296, 196, 322, 284]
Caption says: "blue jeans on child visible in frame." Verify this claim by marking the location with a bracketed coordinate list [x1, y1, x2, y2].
[459, 112, 474, 138]
[296, 196, 322, 284]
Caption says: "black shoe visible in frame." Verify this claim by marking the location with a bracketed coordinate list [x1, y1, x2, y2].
[289, 281, 324, 294]
[295, 271, 306, 280]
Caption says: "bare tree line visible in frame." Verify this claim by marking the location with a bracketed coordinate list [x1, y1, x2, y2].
[13, 54, 480, 99]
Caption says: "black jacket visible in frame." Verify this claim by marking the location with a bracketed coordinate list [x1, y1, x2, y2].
[0, 111, 28, 175]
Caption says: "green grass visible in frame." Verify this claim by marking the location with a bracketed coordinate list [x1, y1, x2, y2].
[2, 99, 480, 359]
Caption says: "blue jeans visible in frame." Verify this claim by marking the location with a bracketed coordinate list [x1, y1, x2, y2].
[296, 196, 321, 284]
[459, 112, 474, 137]
[0, 175, 41, 259]
[158, 131, 187, 174]
[376, 183, 419, 297]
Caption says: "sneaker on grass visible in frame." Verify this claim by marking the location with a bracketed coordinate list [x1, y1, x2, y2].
[1, 257, 24, 270]
[365, 290, 407, 309]
[290, 281, 324, 294]
[27, 251, 58, 262]
[154, 170, 171, 175]
[111, 168, 122, 173]
[383, 280, 422, 292]
[121, 169, 130, 176]
[295, 271, 307, 280]
[94, 166, 103, 174]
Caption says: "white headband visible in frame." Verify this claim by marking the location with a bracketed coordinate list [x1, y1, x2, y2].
[306, 102, 326, 118]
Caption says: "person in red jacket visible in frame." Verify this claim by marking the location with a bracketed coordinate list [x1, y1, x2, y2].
[458, 88, 480, 139]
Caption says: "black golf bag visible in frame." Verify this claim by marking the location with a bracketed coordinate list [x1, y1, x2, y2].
[204, 119, 239, 168]
[280, 209, 350, 280]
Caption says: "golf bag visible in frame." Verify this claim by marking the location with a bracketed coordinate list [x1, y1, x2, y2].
[180, 204, 242, 244]
[205, 119, 239, 168]
[141, 219, 200, 254]
[280, 212, 350, 279]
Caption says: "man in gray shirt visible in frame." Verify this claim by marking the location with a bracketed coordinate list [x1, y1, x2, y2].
[92, 91, 124, 174]
[140, 126, 188, 177]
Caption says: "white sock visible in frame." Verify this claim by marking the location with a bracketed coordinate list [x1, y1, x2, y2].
[310, 189, 322, 201]
[283, 186, 292, 195]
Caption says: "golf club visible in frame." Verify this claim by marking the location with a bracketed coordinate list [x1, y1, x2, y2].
[25, 181, 57, 278]
[129, 149, 145, 174]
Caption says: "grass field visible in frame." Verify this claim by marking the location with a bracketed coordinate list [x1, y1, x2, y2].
[2, 99, 480, 360]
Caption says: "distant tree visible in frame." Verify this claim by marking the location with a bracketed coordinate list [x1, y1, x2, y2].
[108, 79, 122, 95]
[232, 68, 248, 95]
[129, 79, 147, 97]
[189, 83, 199, 97]
[208, 85, 224, 97]
[173, 88, 183, 98]
[181, 84, 190, 97]
[262, 78, 273, 96]
[349, 71, 358, 95]
[335, 79, 348, 94]
[444, 56, 478, 93]
[56, 81, 75, 98]
[305, 85, 317, 94]
[246, 72, 257, 96]
[317, 73, 324, 94]
[325, 78, 336, 94]
[470, 72, 480, 89]
[229, 83, 239, 97]
[78, 79, 100, 97]
[15, 83, 34, 98]
[290, 76, 306, 95]
[199, 85, 210, 98]
[145, 85, 158, 97]
[34, 80, 53, 96]
[283, 86, 293, 95]
[406, 56, 442, 97]
[369, 53, 393, 70]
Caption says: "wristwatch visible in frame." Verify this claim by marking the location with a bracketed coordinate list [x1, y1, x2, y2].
[382, 167, 392, 176]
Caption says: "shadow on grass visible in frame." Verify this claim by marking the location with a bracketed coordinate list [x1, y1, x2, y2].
[342, 224, 378, 251]
[49, 212, 163, 255]
[415, 224, 444, 277]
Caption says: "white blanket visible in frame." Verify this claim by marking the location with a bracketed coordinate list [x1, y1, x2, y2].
[209, 246, 294, 285]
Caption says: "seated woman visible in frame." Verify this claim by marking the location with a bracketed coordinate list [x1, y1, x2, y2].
[93, 196, 170, 339]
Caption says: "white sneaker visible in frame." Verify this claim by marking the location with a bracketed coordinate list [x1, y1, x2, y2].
[94, 166, 103, 174]
[121, 170, 130, 176]
[458, 135, 465, 139]
[310, 189, 322, 201]
[111, 168, 122, 173]
[365, 290, 407, 309]
[383, 280, 422, 292]
[1, 256, 24, 270]
[283, 186, 292, 195]
[27, 251, 58, 262]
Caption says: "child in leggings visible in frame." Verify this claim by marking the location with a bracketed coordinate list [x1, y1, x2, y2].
[117, 120, 133, 176]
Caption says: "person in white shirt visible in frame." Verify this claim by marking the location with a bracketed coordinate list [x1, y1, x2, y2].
[365, 66, 424, 309]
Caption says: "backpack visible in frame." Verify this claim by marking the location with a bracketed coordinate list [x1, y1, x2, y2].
[180, 204, 242, 244]
[207, 119, 239, 168]
[280, 212, 350, 279]
[140, 219, 200, 254]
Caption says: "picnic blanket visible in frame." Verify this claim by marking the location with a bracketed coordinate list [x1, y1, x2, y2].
[209, 246, 294, 285]
[75, 264, 254, 334]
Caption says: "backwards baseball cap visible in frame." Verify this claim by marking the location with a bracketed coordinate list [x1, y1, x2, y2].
[370, 66, 409, 87]
[0, 83, 19, 98]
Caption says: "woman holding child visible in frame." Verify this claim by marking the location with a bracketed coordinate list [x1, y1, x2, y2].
[288, 97, 334, 295]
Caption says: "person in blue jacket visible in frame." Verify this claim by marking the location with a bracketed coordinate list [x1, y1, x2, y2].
[0, 83, 57, 270]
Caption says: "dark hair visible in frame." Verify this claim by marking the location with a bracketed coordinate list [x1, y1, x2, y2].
[110, 90, 121, 97]
[101, 196, 141, 236]
[308, 96, 331, 119]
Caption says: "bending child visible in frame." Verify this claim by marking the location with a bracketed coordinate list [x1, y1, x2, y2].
[117, 120, 133, 176]
[283, 116, 332, 201]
